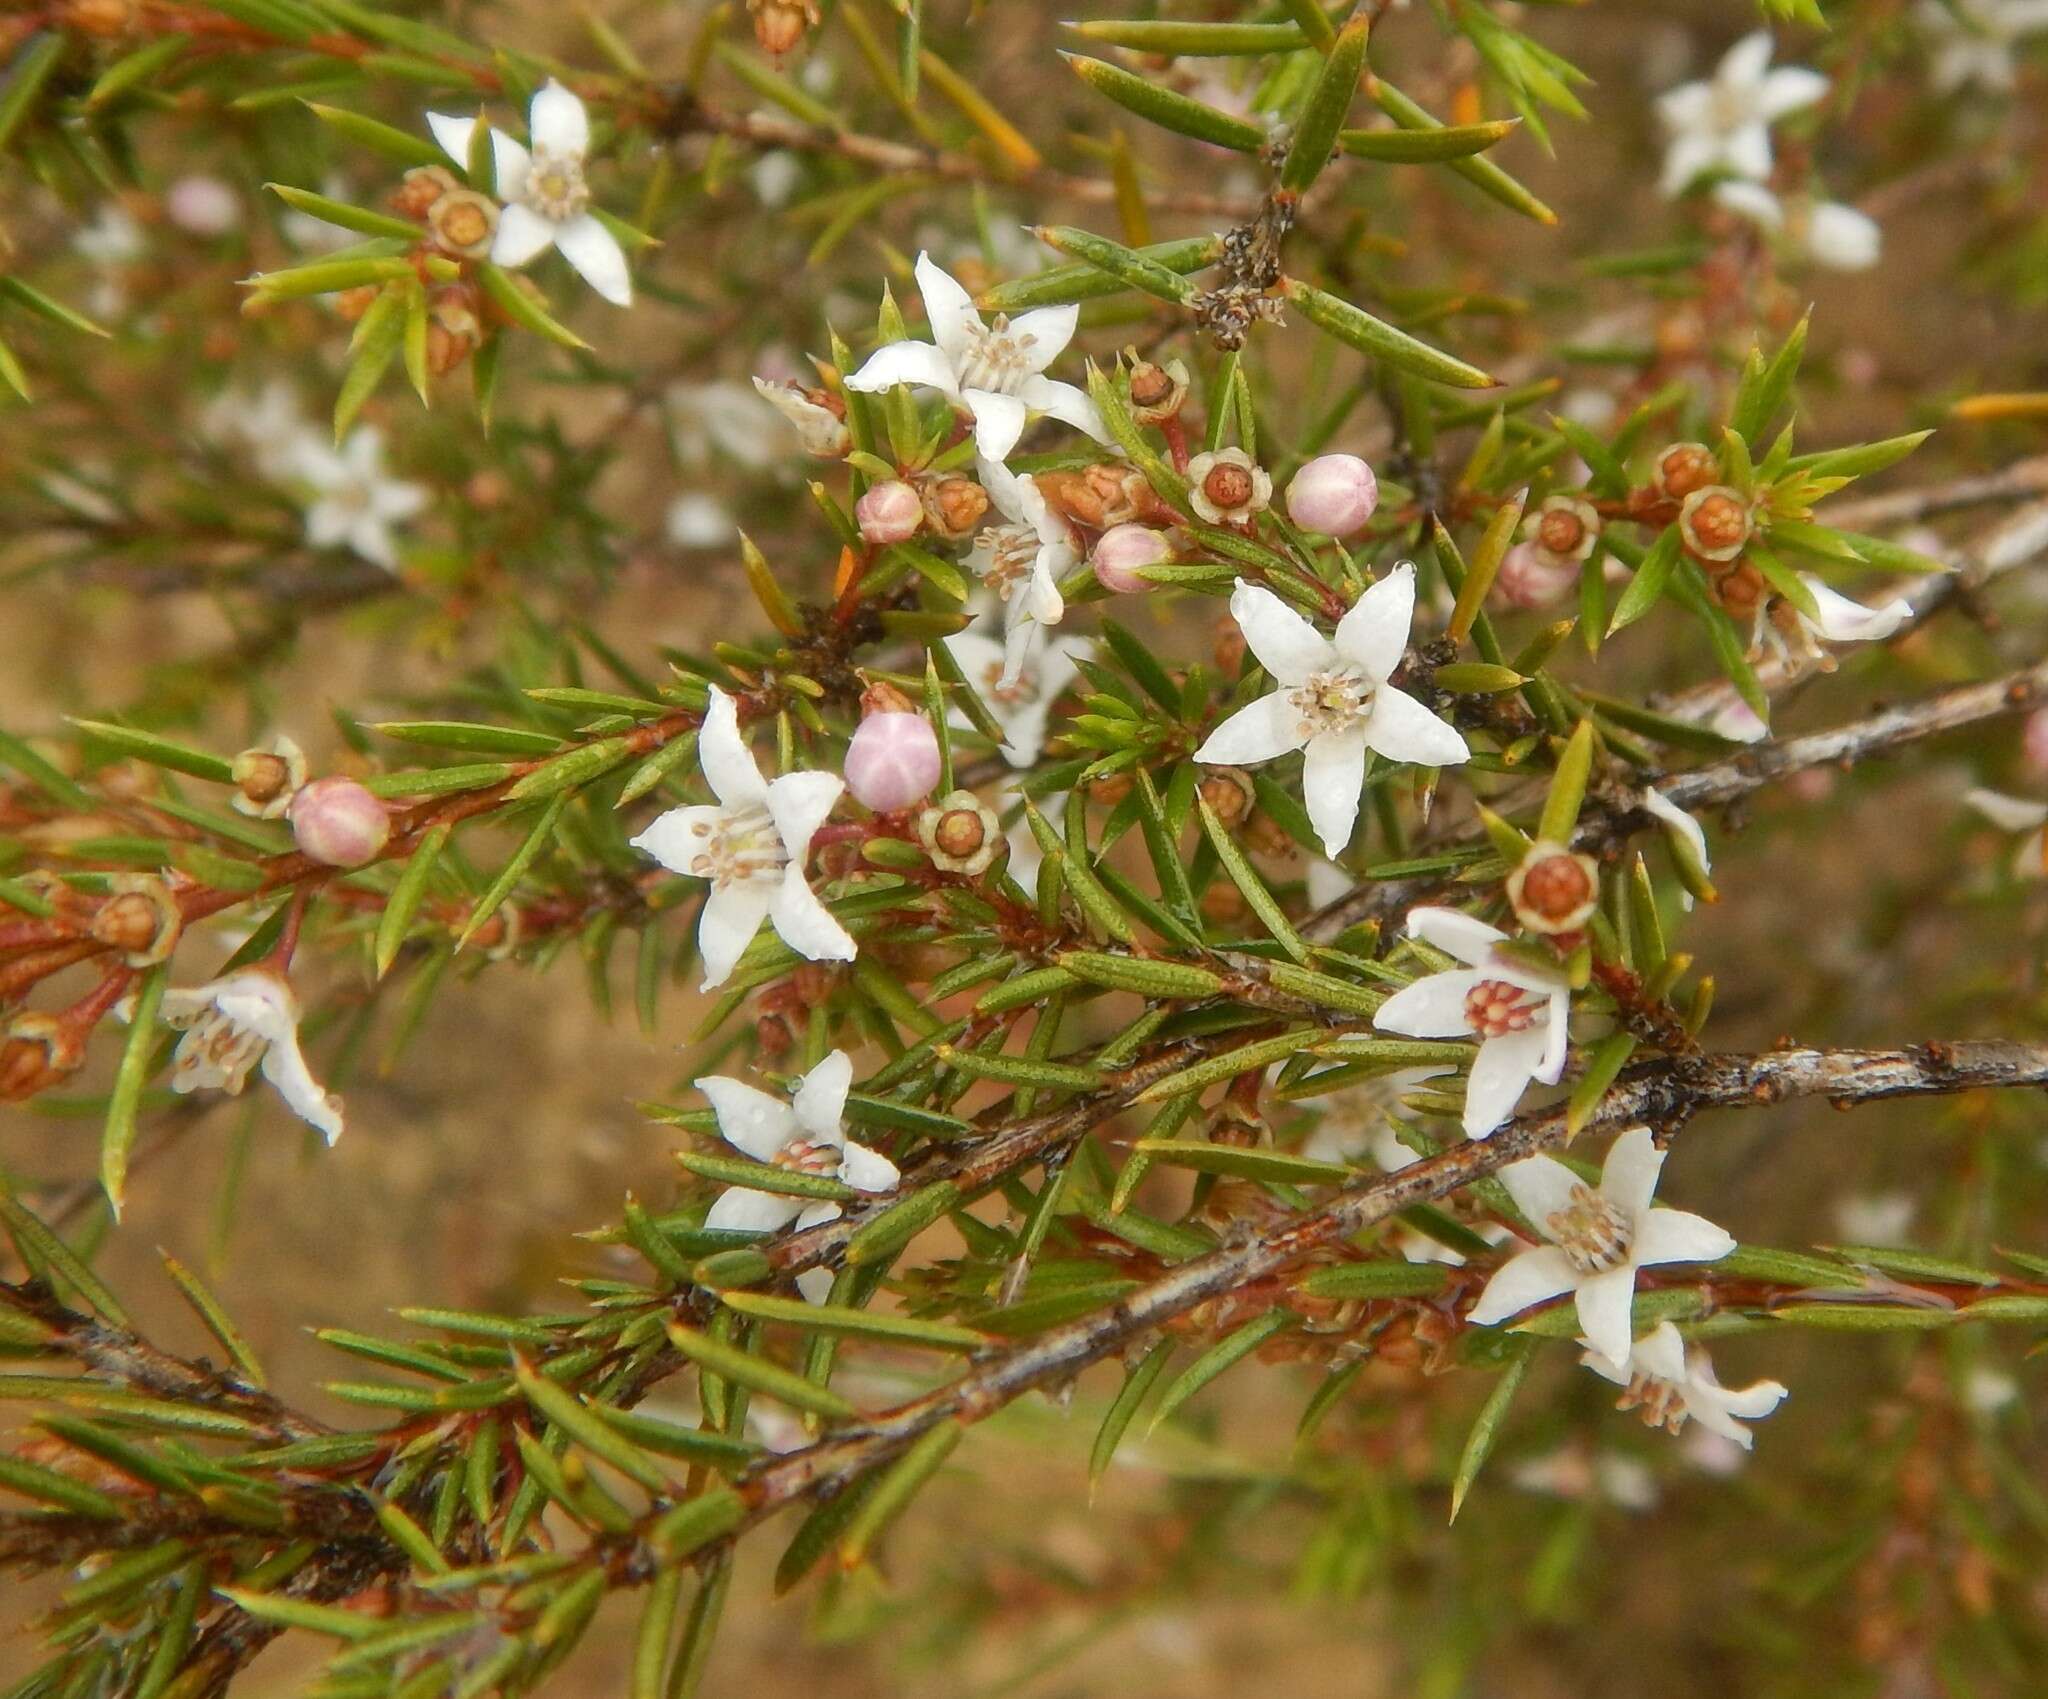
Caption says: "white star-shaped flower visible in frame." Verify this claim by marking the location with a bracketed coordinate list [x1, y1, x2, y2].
[1964, 787, 2048, 878]
[1581, 1321, 1788, 1449]
[1656, 32, 1828, 197]
[161, 967, 344, 1144]
[966, 458, 1079, 686]
[1469, 1127, 1736, 1365]
[843, 253, 1108, 464]
[1371, 906, 1572, 1138]
[293, 426, 428, 573]
[204, 380, 315, 482]
[1712, 181, 1882, 272]
[943, 614, 1086, 767]
[695, 1049, 901, 1302]
[429, 81, 632, 306]
[1918, 0, 2048, 92]
[630, 685, 856, 990]
[1194, 567, 1469, 860]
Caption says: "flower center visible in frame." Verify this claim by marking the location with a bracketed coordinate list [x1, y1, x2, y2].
[1545, 1181, 1635, 1275]
[522, 149, 589, 222]
[974, 522, 1039, 599]
[682, 802, 787, 886]
[1537, 510, 1585, 556]
[933, 807, 988, 859]
[1614, 1369, 1689, 1435]
[955, 315, 1036, 395]
[770, 1136, 842, 1177]
[170, 1008, 267, 1092]
[1287, 669, 1370, 740]
[1461, 977, 1543, 1039]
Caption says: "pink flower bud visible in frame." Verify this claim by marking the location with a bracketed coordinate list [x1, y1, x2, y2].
[856, 479, 924, 547]
[1092, 523, 1171, 594]
[165, 174, 241, 236]
[1284, 454, 1379, 537]
[2024, 705, 2048, 780]
[1494, 542, 1580, 611]
[845, 712, 941, 812]
[289, 776, 392, 867]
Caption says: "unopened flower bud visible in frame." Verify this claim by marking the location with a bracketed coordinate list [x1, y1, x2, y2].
[392, 166, 459, 221]
[846, 711, 942, 812]
[1495, 542, 1579, 610]
[0, 1014, 81, 1103]
[89, 874, 182, 966]
[749, 0, 818, 56]
[856, 479, 925, 547]
[2024, 706, 2048, 780]
[289, 776, 391, 868]
[919, 474, 990, 541]
[231, 734, 307, 820]
[1505, 841, 1600, 935]
[1126, 357, 1189, 424]
[1654, 441, 1719, 502]
[1286, 454, 1379, 537]
[1198, 766, 1257, 830]
[918, 789, 1000, 874]
[1091, 523, 1171, 593]
[1678, 485, 1752, 563]
[1187, 448, 1271, 526]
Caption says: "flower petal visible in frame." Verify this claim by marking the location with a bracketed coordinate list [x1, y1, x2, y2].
[706, 1187, 804, 1234]
[1005, 304, 1080, 373]
[428, 111, 479, 168]
[1403, 905, 1504, 966]
[1017, 373, 1108, 442]
[1965, 788, 2048, 832]
[764, 769, 843, 860]
[1334, 561, 1415, 683]
[696, 1074, 799, 1161]
[1758, 65, 1829, 120]
[839, 1139, 901, 1195]
[1720, 32, 1776, 90]
[966, 390, 1029, 463]
[1464, 1025, 1551, 1138]
[1498, 1154, 1583, 1232]
[1800, 575, 1912, 643]
[1573, 1265, 1640, 1366]
[1193, 692, 1307, 766]
[844, 338, 960, 398]
[696, 876, 774, 990]
[1467, 1245, 1579, 1328]
[1632, 1206, 1736, 1270]
[553, 213, 632, 306]
[1641, 787, 1711, 877]
[1229, 579, 1332, 684]
[769, 865, 857, 964]
[1371, 967, 1484, 1039]
[1536, 987, 1571, 1084]
[491, 201, 557, 268]
[1362, 685, 1469, 768]
[249, 1021, 343, 1144]
[629, 804, 721, 876]
[1301, 720, 1368, 859]
[699, 685, 768, 809]
[791, 1049, 853, 1140]
[913, 251, 983, 367]
[491, 132, 532, 198]
[528, 79, 590, 158]
[1598, 1125, 1666, 1219]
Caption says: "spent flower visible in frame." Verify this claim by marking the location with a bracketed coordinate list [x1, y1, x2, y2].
[161, 968, 345, 1144]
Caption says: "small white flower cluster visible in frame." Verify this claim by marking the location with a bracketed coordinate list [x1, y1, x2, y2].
[843, 254, 1110, 683]
[203, 384, 427, 573]
[1657, 32, 1879, 272]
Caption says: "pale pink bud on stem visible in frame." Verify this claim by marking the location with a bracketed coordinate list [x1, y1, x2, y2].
[1092, 523, 1171, 593]
[1495, 542, 1581, 610]
[1285, 454, 1379, 537]
[845, 712, 942, 812]
[856, 479, 924, 547]
[289, 776, 392, 867]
